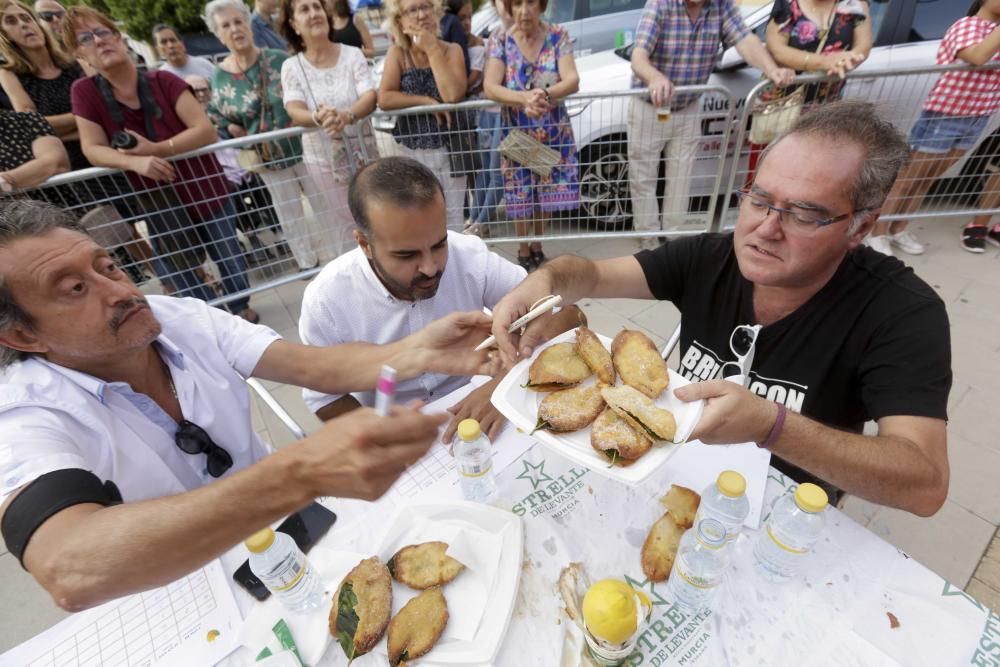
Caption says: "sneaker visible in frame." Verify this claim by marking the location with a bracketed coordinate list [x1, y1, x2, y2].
[891, 230, 926, 255]
[987, 227, 1000, 249]
[866, 234, 894, 256]
[961, 225, 988, 254]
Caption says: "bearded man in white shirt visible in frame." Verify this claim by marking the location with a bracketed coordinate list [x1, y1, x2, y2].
[300, 157, 582, 442]
[0, 199, 495, 611]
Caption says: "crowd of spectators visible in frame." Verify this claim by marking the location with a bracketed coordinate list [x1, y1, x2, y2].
[0, 0, 997, 322]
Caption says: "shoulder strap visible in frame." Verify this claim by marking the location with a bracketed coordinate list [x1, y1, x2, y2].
[95, 73, 161, 141]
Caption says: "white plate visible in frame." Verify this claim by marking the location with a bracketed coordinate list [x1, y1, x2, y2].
[372, 502, 523, 665]
[491, 328, 705, 485]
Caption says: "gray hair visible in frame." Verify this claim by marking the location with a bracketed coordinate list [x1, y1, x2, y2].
[203, 0, 252, 36]
[760, 100, 911, 234]
[0, 200, 86, 368]
[348, 157, 445, 239]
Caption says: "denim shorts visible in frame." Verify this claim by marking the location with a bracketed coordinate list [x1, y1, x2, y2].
[909, 110, 989, 154]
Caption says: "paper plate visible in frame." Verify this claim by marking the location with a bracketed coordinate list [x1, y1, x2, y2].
[491, 328, 704, 485]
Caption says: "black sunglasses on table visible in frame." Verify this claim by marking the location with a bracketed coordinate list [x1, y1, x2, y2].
[175, 420, 233, 478]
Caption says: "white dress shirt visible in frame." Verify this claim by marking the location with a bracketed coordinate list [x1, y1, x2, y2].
[299, 231, 527, 413]
[0, 296, 280, 505]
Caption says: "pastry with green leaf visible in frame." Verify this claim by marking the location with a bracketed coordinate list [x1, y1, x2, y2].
[330, 556, 392, 662]
[387, 587, 449, 666]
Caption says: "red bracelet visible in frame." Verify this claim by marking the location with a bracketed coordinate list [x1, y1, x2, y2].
[758, 403, 786, 450]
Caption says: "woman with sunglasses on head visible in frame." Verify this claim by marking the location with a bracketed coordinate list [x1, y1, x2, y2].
[328, 0, 375, 58]
[205, 0, 329, 273]
[482, 0, 580, 271]
[379, 0, 467, 230]
[279, 0, 378, 258]
[64, 6, 258, 322]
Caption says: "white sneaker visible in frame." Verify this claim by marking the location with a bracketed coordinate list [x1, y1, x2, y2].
[891, 230, 926, 255]
[866, 234, 894, 256]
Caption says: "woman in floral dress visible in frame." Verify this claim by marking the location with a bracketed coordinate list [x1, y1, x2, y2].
[483, 0, 579, 271]
[205, 0, 327, 270]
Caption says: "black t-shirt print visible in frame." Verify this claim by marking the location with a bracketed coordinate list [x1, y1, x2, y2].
[635, 233, 952, 496]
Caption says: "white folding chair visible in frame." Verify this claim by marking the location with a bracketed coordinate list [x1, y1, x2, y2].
[246, 378, 306, 441]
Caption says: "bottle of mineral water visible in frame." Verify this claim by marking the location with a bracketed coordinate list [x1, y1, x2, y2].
[665, 518, 729, 614]
[246, 528, 325, 612]
[753, 483, 829, 583]
[695, 470, 750, 543]
[455, 418, 498, 503]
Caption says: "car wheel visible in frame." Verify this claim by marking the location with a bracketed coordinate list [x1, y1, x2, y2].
[579, 138, 633, 231]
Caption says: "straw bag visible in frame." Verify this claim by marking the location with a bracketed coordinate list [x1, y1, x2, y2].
[498, 128, 561, 178]
[749, 14, 833, 145]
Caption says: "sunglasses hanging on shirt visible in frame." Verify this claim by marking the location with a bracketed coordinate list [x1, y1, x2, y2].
[721, 324, 762, 388]
[175, 420, 234, 478]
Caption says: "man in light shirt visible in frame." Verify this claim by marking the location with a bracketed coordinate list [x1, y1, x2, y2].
[152, 24, 216, 81]
[300, 157, 581, 441]
[251, 0, 288, 51]
[0, 199, 495, 610]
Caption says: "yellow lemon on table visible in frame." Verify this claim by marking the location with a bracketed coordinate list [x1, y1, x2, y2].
[581, 579, 649, 644]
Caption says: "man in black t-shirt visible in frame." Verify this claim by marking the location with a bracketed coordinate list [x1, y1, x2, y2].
[490, 101, 952, 517]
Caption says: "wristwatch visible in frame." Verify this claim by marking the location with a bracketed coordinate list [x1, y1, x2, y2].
[0, 174, 13, 194]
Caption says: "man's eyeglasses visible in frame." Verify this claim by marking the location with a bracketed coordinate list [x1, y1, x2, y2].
[175, 420, 233, 478]
[721, 324, 762, 388]
[38, 10, 65, 22]
[75, 26, 119, 46]
[401, 3, 434, 17]
[736, 190, 856, 235]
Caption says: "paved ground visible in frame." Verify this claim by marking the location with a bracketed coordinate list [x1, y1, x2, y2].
[1, 213, 998, 651]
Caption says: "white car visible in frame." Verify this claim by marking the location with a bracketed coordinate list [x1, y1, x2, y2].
[569, 0, 1000, 229]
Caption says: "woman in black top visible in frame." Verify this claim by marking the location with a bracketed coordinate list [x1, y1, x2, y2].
[329, 0, 375, 57]
[0, 0, 86, 170]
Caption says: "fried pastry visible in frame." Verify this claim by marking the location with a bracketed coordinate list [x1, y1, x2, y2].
[534, 384, 605, 433]
[331, 556, 392, 661]
[611, 329, 669, 399]
[640, 512, 686, 582]
[659, 484, 701, 528]
[387, 587, 449, 667]
[590, 407, 652, 465]
[600, 385, 677, 442]
[575, 326, 615, 385]
[388, 541, 465, 590]
[526, 342, 592, 390]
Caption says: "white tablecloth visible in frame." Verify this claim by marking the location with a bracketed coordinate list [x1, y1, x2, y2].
[222, 386, 1000, 667]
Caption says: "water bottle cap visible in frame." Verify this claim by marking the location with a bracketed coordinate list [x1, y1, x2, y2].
[457, 418, 481, 441]
[794, 483, 828, 513]
[245, 527, 276, 553]
[717, 470, 746, 497]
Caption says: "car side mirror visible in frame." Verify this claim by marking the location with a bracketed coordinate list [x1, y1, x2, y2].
[615, 43, 634, 62]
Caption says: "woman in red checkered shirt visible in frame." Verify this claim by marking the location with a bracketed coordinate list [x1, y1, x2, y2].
[870, 0, 1000, 256]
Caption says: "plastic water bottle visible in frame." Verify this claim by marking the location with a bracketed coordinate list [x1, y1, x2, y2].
[245, 528, 325, 612]
[455, 418, 498, 503]
[753, 483, 829, 583]
[664, 518, 729, 614]
[695, 470, 750, 543]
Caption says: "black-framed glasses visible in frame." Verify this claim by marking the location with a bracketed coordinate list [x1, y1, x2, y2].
[175, 420, 233, 478]
[38, 10, 65, 22]
[736, 190, 856, 235]
[720, 324, 762, 388]
[76, 26, 118, 46]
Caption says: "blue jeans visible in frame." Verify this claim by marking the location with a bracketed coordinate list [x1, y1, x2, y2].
[470, 110, 504, 224]
[152, 198, 250, 313]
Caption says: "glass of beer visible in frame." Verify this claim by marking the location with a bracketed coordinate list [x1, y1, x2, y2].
[656, 105, 671, 122]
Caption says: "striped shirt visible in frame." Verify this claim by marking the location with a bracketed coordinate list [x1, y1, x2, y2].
[923, 16, 1000, 118]
[631, 0, 750, 109]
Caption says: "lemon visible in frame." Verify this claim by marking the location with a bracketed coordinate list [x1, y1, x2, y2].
[582, 579, 644, 644]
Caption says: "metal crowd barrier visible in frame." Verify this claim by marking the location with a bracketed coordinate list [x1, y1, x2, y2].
[722, 61, 1000, 230]
[13, 63, 1000, 312]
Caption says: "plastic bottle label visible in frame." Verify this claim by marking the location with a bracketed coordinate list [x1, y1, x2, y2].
[766, 524, 809, 555]
[266, 556, 308, 592]
[459, 461, 493, 478]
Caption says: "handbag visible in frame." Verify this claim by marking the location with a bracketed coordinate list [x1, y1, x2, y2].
[498, 127, 561, 178]
[749, 12, 834, 145]
[295, 54, 378, 182]
[235, 53, 284, 173]
[444, 108, 482, 177]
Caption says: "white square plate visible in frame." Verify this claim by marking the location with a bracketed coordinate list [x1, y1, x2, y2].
[371, 502, 523, 665]
[491, 328, 704, 485]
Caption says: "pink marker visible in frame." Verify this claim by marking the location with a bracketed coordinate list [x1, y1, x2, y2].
[375, 365, 397, 416]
